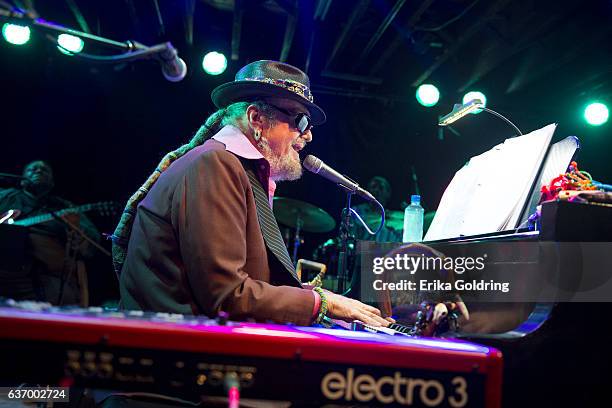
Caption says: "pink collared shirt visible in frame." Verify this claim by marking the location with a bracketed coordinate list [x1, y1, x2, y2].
[212, 125, 277, 207]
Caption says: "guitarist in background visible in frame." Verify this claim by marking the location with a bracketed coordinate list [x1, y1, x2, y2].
[0, 160, 100, 305]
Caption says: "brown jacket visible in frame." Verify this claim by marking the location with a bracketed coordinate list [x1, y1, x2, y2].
[120, 139, 315, 325]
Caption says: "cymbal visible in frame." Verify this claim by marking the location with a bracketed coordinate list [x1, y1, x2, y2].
[364, 210, 403, 230]
[273, 197, 336, 233]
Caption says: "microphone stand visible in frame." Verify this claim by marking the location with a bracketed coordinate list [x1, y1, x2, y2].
[336, 185, 386, 294]
[0, 172, 24, 180]
[337, 190, 355, 294]
[45, 208, 110, 305]
[0, 173, 24, 187]
[0, 7, 177, 67]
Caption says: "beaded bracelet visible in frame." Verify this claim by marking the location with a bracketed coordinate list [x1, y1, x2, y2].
[313, 287, 328, 324]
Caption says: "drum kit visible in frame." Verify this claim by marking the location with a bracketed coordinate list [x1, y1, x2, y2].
[274, 197, 347, 290]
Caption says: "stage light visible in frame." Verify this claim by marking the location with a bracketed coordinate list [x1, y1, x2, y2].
[57, 33, 84, 54]
[415, 84, 440, 107]
[2, 23, 31, 45]
[462, 91, 487, 114]
[202, 51, 227, 75]
[584, 102, 609, 126]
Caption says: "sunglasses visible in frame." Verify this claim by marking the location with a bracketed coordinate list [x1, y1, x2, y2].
[266, 103, 313, 135]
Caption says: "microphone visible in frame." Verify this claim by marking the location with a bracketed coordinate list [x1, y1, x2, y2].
[157, 42, 187, 82]
[303, 155, 376, 202]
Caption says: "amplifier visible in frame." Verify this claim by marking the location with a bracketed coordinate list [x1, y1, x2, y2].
[0, 302, 502, 407]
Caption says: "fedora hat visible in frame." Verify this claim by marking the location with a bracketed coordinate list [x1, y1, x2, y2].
[211, 60, 326, 125]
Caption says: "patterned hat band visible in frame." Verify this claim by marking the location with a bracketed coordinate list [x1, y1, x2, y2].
[241, 77, 314, 103]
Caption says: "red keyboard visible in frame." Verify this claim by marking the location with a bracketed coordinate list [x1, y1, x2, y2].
[0, 301, 502, 407]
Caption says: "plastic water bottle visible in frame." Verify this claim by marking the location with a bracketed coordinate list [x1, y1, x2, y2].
[402, 195, 424, 242]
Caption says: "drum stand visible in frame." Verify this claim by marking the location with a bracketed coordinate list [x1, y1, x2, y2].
[291, 213, 303, 265]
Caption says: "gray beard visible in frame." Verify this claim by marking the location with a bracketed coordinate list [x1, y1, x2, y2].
[258, 138, 303, 182]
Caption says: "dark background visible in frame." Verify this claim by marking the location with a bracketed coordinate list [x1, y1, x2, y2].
[1, 0, 611, 301]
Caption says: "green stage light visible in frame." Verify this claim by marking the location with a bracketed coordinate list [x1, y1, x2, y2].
[202, 51, 227, 75]
[57, 33, 84, 54]
[2, 23, 31, 45]
[462, 91, 487, 114]
[416, 84, 440, 107]
[584, 102, 609, 126]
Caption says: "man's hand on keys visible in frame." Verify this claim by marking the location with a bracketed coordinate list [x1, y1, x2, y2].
[325, 291, 394, 327]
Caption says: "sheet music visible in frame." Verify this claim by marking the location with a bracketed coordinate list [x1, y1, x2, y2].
[425, 123, 557, 240]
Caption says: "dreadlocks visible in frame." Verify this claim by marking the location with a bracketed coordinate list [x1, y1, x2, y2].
[111, 101, 275, 275]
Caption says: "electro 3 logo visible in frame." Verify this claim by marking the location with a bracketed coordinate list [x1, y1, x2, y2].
[321, 368, 468, 407]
